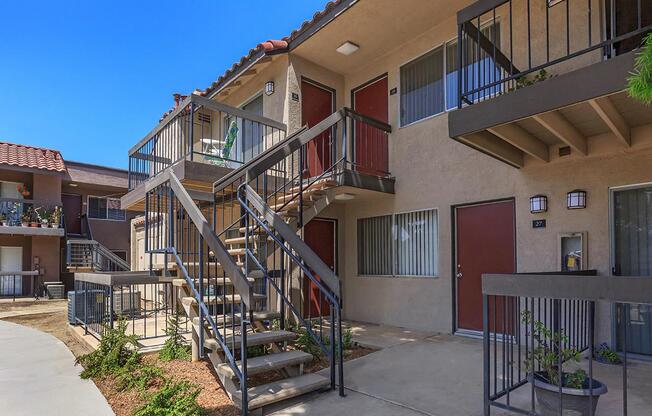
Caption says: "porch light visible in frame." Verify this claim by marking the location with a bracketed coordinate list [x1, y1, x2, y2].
[265, 81, 275, 96]
[68, 183, 78, 187]
[567, 190, 587, 210]
[336, 41, 359, 56]
[529, 195, 547, 214]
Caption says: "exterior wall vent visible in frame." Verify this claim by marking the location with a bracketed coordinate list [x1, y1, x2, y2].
[198, 113, 211, 123]
[559, 146, 571, 157]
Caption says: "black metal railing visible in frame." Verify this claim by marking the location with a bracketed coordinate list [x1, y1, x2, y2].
[457, 0, 652, 107]
[128, 94, 287, 190]
[0, 198, 64, 228]
[482, 271, 652, 416]
[144, 170, 253, 410]
[66, 239, 131, 272]
[73, 277, 187, 340]
[0, 271, 39, 300]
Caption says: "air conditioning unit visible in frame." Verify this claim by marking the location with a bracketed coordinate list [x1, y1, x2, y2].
[112, 290, 141, 314]
[67, 290, 106, 325]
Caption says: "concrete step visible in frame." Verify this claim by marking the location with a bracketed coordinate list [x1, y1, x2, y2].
[237, 373, 330, 411]
[216, 350, 313, 379]
[172, 277, 255, 288]
[203, 330, 297, 352]
[238, 226, 269, 234]
[181, 293, 266, 307]
[211, 310, 281, 325]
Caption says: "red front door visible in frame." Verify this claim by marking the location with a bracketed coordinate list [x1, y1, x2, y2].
[62, 193, 82, 235]
[456, 200, 515, 332]
[303, 218, 336, 318]
[301, 79, 334, 177]
[352, 75, 389, 175]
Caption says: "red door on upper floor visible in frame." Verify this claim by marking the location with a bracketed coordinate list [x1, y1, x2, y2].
[352, 75, 389, 175]
[62, 193, 82, 235]
[303, 218, 336, 318]
[301, 79, 334, 178]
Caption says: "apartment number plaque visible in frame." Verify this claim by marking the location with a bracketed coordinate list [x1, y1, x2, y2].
[532, 219, 546, 229]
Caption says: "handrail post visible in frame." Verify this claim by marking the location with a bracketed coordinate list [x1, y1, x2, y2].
[337, 303, 344, 397]
[457, 23, 463, 109]
[189, 102, 195, 161]
[198, 234, 205, 359]
[241, 302, 249, 415]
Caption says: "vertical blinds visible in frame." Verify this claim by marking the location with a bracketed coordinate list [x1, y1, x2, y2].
[400, 47, 444, 126]
[358, 209, 438, 277]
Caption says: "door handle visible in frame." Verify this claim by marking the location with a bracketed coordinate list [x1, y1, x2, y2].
[456, 272, 463, 279]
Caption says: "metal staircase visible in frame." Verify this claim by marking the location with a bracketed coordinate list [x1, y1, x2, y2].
[142, 108, 388, 414]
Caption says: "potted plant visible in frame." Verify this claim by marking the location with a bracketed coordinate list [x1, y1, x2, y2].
[0, 213, 6, 226]
[523, 310, 607, 416]
[594, 343, 622, 365]
[52, 206, 62, 228]
[21, 210, 31, 227]
[16, 183, 30, 198]
[26, 207, 38, 227]
[37, 207, 50, 228]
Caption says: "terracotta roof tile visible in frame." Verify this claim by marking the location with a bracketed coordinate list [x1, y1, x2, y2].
[0, 142, 66, 173]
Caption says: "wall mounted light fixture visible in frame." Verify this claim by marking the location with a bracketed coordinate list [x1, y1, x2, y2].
[567, 189, 587, 209]
[265, 81, 275, 96]
[530, 195, 548, 214]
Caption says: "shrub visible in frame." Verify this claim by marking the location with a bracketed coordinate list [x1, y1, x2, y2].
[294, 326, 323, 358]
[76, 320, 140, 379]
[628, 33, 652, 105]
[159, 314, 191, 362]
[116, 358, 163, 391]
[134, 379, 204, 416]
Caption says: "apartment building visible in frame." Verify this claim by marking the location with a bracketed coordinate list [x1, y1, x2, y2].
[0, 142, 137, 296]
[120, 0, 652, 412]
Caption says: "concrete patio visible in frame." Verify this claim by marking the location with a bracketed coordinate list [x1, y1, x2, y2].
[269, 323, 652, 416]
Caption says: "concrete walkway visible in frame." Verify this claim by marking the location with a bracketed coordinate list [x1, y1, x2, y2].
[0, 320, 114, 416]
[269, 329, 652, 416]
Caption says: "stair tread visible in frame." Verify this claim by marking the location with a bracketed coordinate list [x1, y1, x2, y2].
[213, 310, 281, 325]
[240, 373, 330, 410]
[216, 350, 313, 378]
[181, 293, 265, 306]
[204, 330, 296, 351]
[172, 277, 255, 288]
[289, 178, 338, 194]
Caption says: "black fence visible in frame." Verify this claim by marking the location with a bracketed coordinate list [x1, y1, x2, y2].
[73, 277, 189, 341]
[482, 271, 652, 416]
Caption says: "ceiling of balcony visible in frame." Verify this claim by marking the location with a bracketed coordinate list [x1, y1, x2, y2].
[291, 0, 475, 75]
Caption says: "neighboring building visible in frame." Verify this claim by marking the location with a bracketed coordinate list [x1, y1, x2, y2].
[0, 142, 138, 296]
[121, 0, 652, 411]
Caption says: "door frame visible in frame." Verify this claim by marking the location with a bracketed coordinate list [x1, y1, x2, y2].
[301, 76, 336, 119]
[62, 192, 83, 234]
[608, 181, 652, 358]
[351, 73, 389, 170]
[451, 197, 517, 336]
[303, 217, 338, 317]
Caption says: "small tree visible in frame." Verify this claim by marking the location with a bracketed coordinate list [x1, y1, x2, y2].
[159, 313, 191, 361]
[628, 33, 652, 105]
[134, 379, 204, 416]
[76, 319, 140, 379]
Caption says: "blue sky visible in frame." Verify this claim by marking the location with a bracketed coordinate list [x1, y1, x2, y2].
[0, 0, 326, 169]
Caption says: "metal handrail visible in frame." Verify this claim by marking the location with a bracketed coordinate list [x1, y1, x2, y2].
[66, 239, 130, 271]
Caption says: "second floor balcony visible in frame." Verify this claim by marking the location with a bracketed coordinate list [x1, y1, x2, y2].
[127, 94, 288, 191]
[449, 0, 652, 167]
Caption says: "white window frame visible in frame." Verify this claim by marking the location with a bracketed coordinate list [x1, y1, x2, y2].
[357, 208, 439, 278]
[87, 195, 126, 221]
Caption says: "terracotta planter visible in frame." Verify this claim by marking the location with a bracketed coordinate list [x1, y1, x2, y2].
[29, 222, 38, 228]
[22, 222, 29, 227]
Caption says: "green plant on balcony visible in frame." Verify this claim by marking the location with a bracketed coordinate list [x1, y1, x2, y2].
[36, 207, 51, 227]
[52, 206, 62, 228]
[628, 33, 652, 105]
[21, 207, 33, 227]
[508, 69, 553, 92]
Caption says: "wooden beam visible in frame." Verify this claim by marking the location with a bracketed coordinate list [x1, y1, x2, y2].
[459, 131, 524, 168]
[589, 96, 630, 146]
[533, 111, 588, 155]
[488, 124, 549, 162]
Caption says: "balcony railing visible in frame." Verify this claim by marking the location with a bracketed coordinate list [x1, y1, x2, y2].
[482, 271, 652, 416]
[128, 94, 287, 190]
[457, 0, 652, 107]
[0, 198, 63, 228]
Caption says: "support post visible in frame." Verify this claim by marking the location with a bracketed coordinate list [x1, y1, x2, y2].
[483, 294, 490, 416]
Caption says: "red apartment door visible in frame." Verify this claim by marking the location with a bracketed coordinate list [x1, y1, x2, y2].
[62, 193, 82, 235]
[456, 200, 515, 332]
[352, 75, 389, 175]
[303, 218, 336, 318]
[301, 79, 334, 177]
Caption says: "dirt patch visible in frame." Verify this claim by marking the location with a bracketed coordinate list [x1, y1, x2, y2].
[93, 356, 238, 416]
[1, 309, 94, 357]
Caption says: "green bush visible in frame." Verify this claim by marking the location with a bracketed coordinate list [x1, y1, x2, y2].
[293, 326, 355, 358]
[76, 320, 140, 379]
[116, 359, 163, 391]
[134, 379, 204, 416]
[628, 33, 652, 105]
[159, 314, 191, 362]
